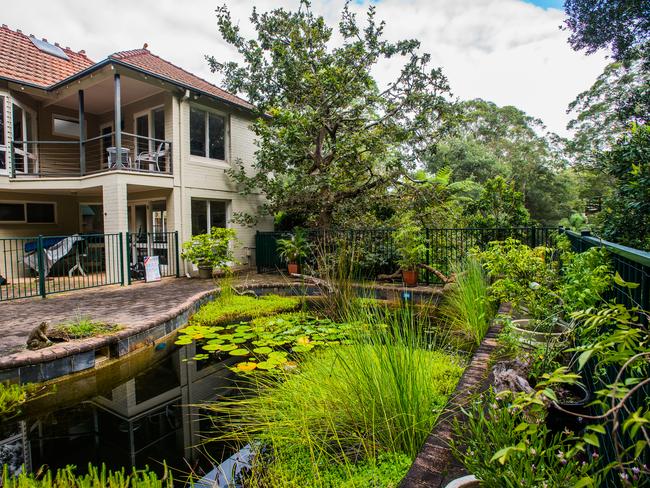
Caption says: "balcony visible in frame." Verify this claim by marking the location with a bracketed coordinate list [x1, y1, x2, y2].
[10, 132, 172, 178]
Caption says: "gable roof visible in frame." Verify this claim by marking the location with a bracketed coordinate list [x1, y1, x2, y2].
[109, 49, 254, 110]
[0, 24, 94, 88]
[0, 25, 254, 111]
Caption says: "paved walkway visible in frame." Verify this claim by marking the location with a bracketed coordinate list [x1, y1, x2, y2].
[0, 274, 285, 357]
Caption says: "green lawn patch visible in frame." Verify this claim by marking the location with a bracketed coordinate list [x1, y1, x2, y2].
[189, 294, 302, 327]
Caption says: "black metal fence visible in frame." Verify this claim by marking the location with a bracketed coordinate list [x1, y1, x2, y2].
[0, 231, 180, 301]
[256, 227, 558, 283]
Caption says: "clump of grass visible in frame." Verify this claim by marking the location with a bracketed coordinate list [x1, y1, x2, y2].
[440, 256, 493, 347]
[52, 316, 119, 339]
[190, 294, 302, 326]
[1, 463, 172, 487]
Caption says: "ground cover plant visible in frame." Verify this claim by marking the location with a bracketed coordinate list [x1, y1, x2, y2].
[1, 464, 172, 488]
[205, 298, 465, 487]
[52, 316, 119, 339]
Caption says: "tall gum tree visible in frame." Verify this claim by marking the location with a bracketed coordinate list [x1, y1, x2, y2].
[208, 0, 451, 228]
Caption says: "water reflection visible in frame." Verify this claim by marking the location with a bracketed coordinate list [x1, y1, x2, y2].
[1, 341, 239, 481]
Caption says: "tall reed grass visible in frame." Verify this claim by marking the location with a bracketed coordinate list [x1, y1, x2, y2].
[440, 256, 493, 347]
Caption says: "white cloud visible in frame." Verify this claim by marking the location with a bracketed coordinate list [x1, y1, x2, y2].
[3, 0, 608, 134]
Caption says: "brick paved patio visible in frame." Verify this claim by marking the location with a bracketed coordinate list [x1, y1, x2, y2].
[0, 273, 287, 357]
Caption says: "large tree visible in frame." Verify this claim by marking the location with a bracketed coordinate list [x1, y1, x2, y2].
[209, 1, 450, 228]
[563, 0, 650, 61]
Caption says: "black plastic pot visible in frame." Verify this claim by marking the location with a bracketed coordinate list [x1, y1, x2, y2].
[546, 382, 592, 433]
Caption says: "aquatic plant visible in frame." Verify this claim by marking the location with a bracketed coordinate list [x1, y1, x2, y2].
[440, 256, 494, 347]
[0, 382, 41, 420]
[188, 294, 301, 327]
[176, 312, 354, 371]
[1, 463, 172, 487]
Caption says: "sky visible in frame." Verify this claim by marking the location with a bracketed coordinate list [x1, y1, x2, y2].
[3, 0, 608, 135]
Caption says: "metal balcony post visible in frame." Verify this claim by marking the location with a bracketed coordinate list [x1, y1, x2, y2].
[114, 73, 122, 168]
[78, 89, 85, 175]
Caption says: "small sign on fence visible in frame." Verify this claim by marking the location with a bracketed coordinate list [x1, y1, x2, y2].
[144, 256, 161, 282]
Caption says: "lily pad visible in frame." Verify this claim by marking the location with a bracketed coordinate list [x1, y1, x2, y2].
[229, 348, 250, 356]
[253, 346, 273, 354]
[236, 362, 258, 372]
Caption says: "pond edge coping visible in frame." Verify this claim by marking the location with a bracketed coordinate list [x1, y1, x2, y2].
[400, 302, 511, 488]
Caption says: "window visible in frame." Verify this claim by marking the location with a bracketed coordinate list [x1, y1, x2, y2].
[52, 115, 83, 139]
[12, 103, 36, 174]
[80, 204, 103, 233]
[191, 199, 227, 235]
[0, 202, 55, 223]
[135, 107, 165, 154]
[189, 107, 225, 160]
[0, 96, 5, 172]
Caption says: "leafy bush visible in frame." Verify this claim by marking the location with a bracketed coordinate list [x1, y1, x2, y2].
[188, 294, 301, 327]
[392, 216, 426, 270]
[452, 390, 597, 487]
[441, 256, 494, 346]
[181, 227, 239, 270]
[1, 463, 172, 487]
[0, 383, 40, 420]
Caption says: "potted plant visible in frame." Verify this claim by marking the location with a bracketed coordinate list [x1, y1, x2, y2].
[181, 227, 239, 278]
[276, 227, 310, 274]
[392, 217, 426, 287]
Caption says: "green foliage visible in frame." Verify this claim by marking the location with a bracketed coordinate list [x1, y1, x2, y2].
[452, 389, 597, 487]
[441, 257, 494, 346]
[53, 316, 119, 339]
[563, 0, 650, 61]
[558, 212, 590, 232]
[0, 383, 40, 420]
[211, 1, 451, 227]
[392, 215, 426, 270]
[180, 227, 239, 270]
[184, 294, 301, 328]
[248, 448, 411, 488]
[598, 124, 650, 250]
[1, 463, 172, 487]
[276, 227, 311, 263]
[176, 311, 354, 371]
[558, 240, 612, 314]
[207, 302, 464, 487]
[464, 176, 531, 228]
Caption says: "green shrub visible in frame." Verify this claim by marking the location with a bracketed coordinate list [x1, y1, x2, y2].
[0, 383, 40, 420]
[441, 256, 494, 346]
[189, 294, 301, 326]
[181, 227, 239, 271]
[1, 463, 172, 487]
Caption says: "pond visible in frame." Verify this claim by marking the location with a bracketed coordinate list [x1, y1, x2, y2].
[1, 335, 240, 484]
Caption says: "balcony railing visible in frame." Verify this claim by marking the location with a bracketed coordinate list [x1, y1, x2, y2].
[9, 132, 172, 178]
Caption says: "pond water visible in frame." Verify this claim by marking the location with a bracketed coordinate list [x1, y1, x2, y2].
[1, 336, 240, 484]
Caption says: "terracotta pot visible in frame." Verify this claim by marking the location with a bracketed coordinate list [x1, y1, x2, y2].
[444, 475, 481, 488]
[402, 269, 418, 287]
[198, 266, 213, 279]
[287, 262, 299, 275]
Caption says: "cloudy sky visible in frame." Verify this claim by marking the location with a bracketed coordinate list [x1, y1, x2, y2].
[4, 0, 608, 135]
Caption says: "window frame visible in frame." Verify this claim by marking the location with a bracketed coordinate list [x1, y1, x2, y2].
[188, 104, 228, 165]
[0, 94, 6, 174]
[0, 200, 57, 224]
[190, 198, 229, 236]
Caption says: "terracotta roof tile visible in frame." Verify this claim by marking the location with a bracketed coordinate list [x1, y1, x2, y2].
[109, 49, 254, 110]
[0, 25, 94, 87]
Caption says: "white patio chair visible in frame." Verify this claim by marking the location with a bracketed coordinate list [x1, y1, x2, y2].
[135, 142, 167, 172]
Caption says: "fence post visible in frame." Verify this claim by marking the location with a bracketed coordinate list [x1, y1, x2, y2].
[118, 232, 125, 286]
[36, 235, 46, 298]
[175, 231, 180, 278]
[530, 226, 537, 248]
[425, 228, 430, 285]
[126, 232, 132, 285]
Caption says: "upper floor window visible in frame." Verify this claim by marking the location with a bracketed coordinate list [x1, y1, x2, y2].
[190, 107, 225, 161]
[0, 96, 6, 173]
[12, 102, 36, 174]
[135, 107, 165, 154]
[52, 114, 84, 139]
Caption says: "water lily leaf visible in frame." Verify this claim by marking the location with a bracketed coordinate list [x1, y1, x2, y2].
[256, 361, 275, 370]
[192, 354, 209, 361]
[232, 338, 248, 344]
[174, 337, 193, 345]
[229, 348, 250, 356]
[236, 362, 258, 372]
[253, 346, 273, 354]
[202, 343, 222, 351]
[292, 344, 314, 353]
[218, 344, 237, 352]
[268, 351, 287, 359]
[236, 325, 252, 332]
[296, 336, 311, 345]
